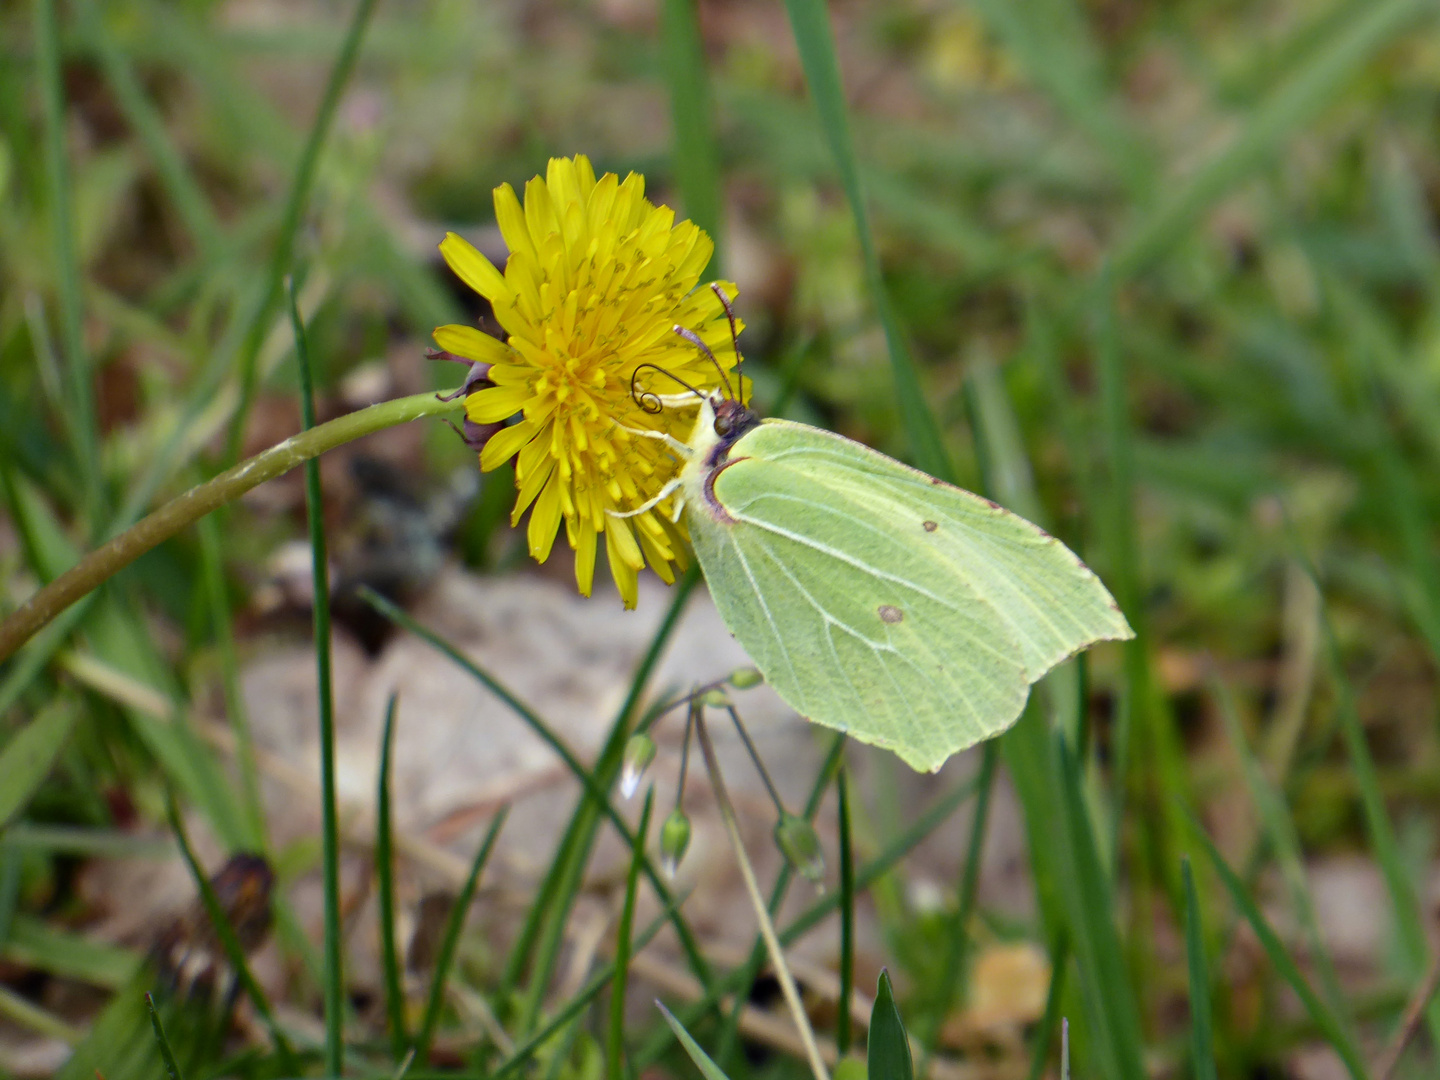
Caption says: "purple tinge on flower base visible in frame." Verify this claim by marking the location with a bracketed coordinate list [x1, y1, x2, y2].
[428, 349, 494, 402]
[448, 417, 506, 453]
[431, 153, 744, 608]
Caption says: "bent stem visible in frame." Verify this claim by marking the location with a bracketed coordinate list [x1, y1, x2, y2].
[693, 712, 831, 1080]
[0, 390, 462, 663]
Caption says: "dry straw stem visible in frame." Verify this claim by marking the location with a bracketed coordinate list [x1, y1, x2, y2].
[693, 711, 831, 1080]
[0, 390, 461, 664]
[1375, 936, 1440, 1080]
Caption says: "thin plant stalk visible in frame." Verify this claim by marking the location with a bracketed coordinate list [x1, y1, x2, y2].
[693, 712, 831, 1080]
[0, 389, 461, 664]
[725, 704, 786, 815]
[377, 694, 408, 1060]
[648, 745, 974, 1072]
[1376, 942, 1440, 1080]
[608, 789, 654, 1080]
[291, 280, 344, 1075]
[712, 732, 845, 1071]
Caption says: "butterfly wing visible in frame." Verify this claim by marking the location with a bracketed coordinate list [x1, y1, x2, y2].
[686, 419, 1132, 771]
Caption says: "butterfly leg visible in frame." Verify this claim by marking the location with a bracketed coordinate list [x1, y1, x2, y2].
[607, 477, 683, 520]
[615, 422, 693, 458]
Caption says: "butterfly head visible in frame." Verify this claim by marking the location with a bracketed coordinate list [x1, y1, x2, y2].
[710, 394, 759, 440]
[694, 393, 760, 468]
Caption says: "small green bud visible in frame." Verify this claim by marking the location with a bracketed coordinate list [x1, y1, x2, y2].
[620, 733, 656, 800]
[660, 808, 692, 878]
[774, 812, 825, 883]
[699, 687, 731, 708]
[727, 666, 764, 690]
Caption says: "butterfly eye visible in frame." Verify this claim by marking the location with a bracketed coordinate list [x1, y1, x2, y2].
[714, 415, 732, 436]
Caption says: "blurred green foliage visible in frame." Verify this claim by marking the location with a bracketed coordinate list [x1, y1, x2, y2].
[4, 0, 1440, 1077]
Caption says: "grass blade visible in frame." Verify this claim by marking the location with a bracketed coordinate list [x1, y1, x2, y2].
[0, 698, 77, 830]
[1024, 932, 1068, 1080]
[782, 0, 950, 480]
[1210, 672, 1350, 1024]
[199, 512, 267, 850]
[77, 0, 221, 257]
[661, 0, 722, 267]
[2, 472, 252, 850]
[1181, 860, 1218, 1080]
[836, 766, 855, 1056]
[965, 0, 1148, 190]
[492, 898, 684, 1080]
[358, 586, 714, 1005]
[35, 0, 102, 527]
[1051, 733, 1146, 1080]
[1111, 0, 1432, 279]
[868, 970, 913, 1080]
[290, 277, 344, 1074]
[1094, 274, 1187, 902]
[226, 0, 380, 462]
[377, 693, 408, 1060]
[936, 744, 995, 1031]
[1188, 812, 1366, 1079]
[607, 789, 654, 1080]
[658, 1001, 737, 1080]
[145, 992, 185, 1080]
[415, 808, 508, 1062]
[165, 794, 296, 1069]
[0, 847, 21, 950]
[1317, 589, 1440, 1047]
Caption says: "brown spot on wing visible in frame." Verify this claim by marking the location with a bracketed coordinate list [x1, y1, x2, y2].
[922, 520, 937, 532]
[878, 604, 903, 624]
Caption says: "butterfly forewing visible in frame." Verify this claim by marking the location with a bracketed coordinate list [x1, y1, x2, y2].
[686, 419, 1132, 771]
[743, 421, 1133, 675]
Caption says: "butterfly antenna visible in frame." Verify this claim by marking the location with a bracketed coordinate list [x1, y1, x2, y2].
[631, 362, 706, 414]
[710, 284, 742, 400]
[672, 326, 734, 400]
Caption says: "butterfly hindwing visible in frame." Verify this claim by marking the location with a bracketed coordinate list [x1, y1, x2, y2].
[686, 418, 1131, 771]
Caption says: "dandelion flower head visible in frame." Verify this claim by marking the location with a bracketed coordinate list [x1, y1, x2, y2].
[434, 155, 742, 608]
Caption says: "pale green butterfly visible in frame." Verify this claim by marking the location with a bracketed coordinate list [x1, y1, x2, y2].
[616, 289, 1133, 772]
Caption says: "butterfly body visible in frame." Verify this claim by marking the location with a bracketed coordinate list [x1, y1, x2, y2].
[678, 394, 1131, 772]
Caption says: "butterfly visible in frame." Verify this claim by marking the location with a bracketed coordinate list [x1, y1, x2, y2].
[617, 288, 1133, 772]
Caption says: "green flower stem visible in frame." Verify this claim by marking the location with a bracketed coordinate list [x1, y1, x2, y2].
[0, 390, 462, 665]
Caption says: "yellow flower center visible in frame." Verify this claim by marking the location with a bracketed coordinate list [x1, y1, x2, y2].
[433, 154, 738, 607]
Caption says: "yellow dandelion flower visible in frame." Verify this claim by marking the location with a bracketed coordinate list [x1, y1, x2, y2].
[433, 154, 742, 609]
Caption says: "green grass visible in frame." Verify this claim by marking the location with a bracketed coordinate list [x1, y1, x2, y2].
[3, 0, 1440, 1076]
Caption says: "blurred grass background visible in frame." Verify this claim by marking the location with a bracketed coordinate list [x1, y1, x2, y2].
[4, 0, 1440, 1077]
